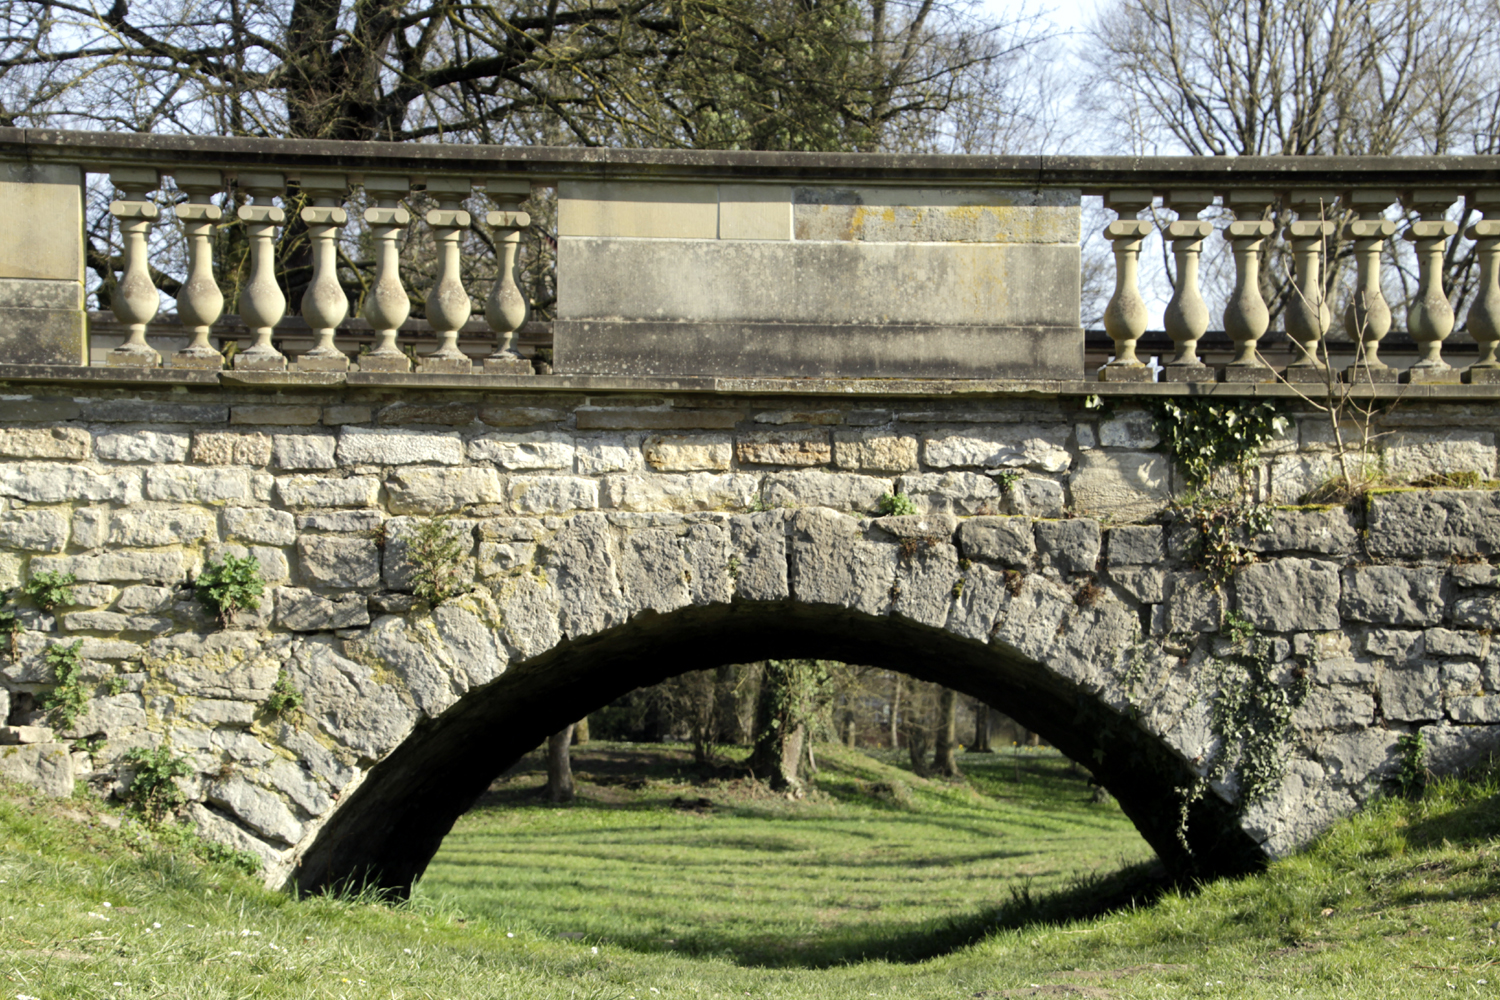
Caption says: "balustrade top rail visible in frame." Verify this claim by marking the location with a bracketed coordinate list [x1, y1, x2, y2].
[6, 128, 1500, 188]
[2, 128, 1500, 387]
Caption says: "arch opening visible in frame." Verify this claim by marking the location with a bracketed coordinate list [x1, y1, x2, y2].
[295, 600, 1265, 898]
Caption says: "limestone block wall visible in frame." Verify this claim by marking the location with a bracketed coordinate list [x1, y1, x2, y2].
[0, 383, 1495, 890]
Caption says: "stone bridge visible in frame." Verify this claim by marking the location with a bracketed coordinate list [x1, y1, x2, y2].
[0, 132, 1499, 894]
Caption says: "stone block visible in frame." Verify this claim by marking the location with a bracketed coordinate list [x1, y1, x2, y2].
[764, 469, 889, 513]
[71, 508, 106, 549]
[1381, 430, 1497, 482]
[108, 506, 216, 547]
[192, 432, 272, 466]
[469, 431, 575, 470]
[576, 409, 739, 431]
[386, 467, 504, 515]
[735, 429, 830, 467]
[1156, 572, 1221, 632]
[296, 510, 383, 533]
[576, 434, 645, 474]
[1242, 507, 1357, 555]
[68, 584, 118, 608]
[206, 775, 303, 845]
[1366, 491, 1500, 560]
[0, 508, 68, 552]
[0, 463, 139, 503]
[718, 184, 792, 240]
[479, 406, 566, 427]
[956, 516, 1033, 569]
[59, 610, 172, 633]
[1266, 453, 1342, 504]
[79, 399, 227, 424]
[31, 550, 186, 584]
[755, 409, 843, 426]
[1340, 566, 1445, 625]
[1035, 518, 1101, 575]
[116, 585, 175, 614]
[0, 742, 73, 797]
[559, 179, 718, 239]
[1365, 629, 1422, 660]
[144, 467, 253, 505]
[95, 431, 190, 463]
[1109, 566, 1168, 603]
[0, 426, 89, 460]
[1450, 563, 1500, 589]
[0, 161, 83, 281]
[264, 433, 332, 471]
[1068, 450, 1171, 522]
[509, 475, 599, 514]
[0, 724, 53, 744]
[643, 433, 732, 472]
[231, 405, 321, 426]
[923, 425, 1070, 473]
[276, 587, 371, 631]
[337, 426, 464, 466]
[1292, 686, 1376, 731]
[298, 536, 380, 589]
[377, 402, 477, 426]
[1237, 558, 1341, 632]
[1008, 477, 1066, 518]
[1426, 628, 1488, 659]
[896, 471, 1001, 516]
[0, 293, 86, 365]
[832, 429, 918, 472]
[223, 507, 296, 546]
[1381, 663, 1443, 722]
[275, 475, 381, 508]
[786, 507, 897, 616]
[605, 473, 760, 512]
[1448, 696, 1500, 724]
[322, 405, 372, 425]
[1106, 524, 1164, 565]
[478, 541, 536, 577]
[1421, 724, 1500, 774]
[792, 185, 1078, 243]
[1098, 410, 1160, 449]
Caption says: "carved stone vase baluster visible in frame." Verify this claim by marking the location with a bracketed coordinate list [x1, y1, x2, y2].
[1161, 189, 1213, 381]
[359, 176, 413, 373]
[1464, 190, 1500, 383]
[484, 178, 534, 375]
[1342, 189, 1399, 383]
[1099, 189, 1154, 382]
[420, 177, 475, 373]
[1403, 189, 1461, 383]
[170, 169, 226, 369]
[1220, 190, 1276, 382]
[1281, 189, 1338, 383]
[106, 167, 161, 367]
[233, 172, 288, 371]
[297, 173, 351, 372]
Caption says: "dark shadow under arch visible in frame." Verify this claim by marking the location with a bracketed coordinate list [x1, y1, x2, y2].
[294, 600, 1265, 897]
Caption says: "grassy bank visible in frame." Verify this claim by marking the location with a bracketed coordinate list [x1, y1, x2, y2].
[3, 743, 1499, 998]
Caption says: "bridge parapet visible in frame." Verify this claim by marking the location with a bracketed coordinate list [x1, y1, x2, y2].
[3, 129, 1500, 384]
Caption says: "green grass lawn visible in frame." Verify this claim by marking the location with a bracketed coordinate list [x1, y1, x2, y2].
[4, 742, 1500, 999]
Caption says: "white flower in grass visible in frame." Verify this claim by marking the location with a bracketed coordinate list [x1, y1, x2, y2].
[152, 922, 161, 929]
[18, 993, 40, 999]
[507, 932, 514, 938]
[591, 946, 599, 954]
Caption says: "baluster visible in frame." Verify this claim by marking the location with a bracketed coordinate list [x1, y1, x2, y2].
[1341, 189, 1398, 382]
[233, 172, 288, 370]
[106, 167, 161, 367]
[1281, 189, 1337, 382]
[1464, 190, 1500, 383]
[1099, 189, 1154, 382]
[484, 178, 533, 374]
[170, 168, 226, 369]
[1161, 190, 1214, 380]
[1402, 189, 1461, 383]
[359, 176, 413, 373]
[420, 176, 474, 373]
[296, 173, 351, 372]
[1220, 190, 1276, 381]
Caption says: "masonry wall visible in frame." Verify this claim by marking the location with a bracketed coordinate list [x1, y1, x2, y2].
[0, 383, 1498, 886]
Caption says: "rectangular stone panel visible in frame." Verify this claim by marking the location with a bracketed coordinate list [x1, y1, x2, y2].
[558, 180, 717, 239]
[792, 186, 1079, 244]
[718, 185, 792, 240]
[0, 162, 84, 281]
[0, 278, 86, 365]
[558, 238, 1080, 327]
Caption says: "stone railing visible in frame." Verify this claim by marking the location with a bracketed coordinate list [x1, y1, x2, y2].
[3, 128, 1500, 383]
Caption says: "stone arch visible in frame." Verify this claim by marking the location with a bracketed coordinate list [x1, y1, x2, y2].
[287, 507, 1265, 896]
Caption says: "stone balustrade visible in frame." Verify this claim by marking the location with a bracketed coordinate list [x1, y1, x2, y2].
[3, 129, 1500, 382]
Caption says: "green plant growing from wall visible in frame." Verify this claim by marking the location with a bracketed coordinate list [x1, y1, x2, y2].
[120, 744, 193, 825]
[1396, 730, 1428, 798]
[1147, 397, 1290, 492]
[39, 639, 86, 730]
[407, 517, 472, 605]
[196, 554, 264, 626]
[24, 569, 76, 611]
[0, 599, 21, 661]
[876, 492, 917, 517]
[263, 669, 303, 719]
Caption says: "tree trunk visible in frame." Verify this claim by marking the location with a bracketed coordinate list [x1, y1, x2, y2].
[971, 699, 994, 753]
[904, 721, 930, 776]
[715, 664, 741, 744]
[750, 660, 807, 795]
[843, 710, 857, 747]
[571, 716, 590, 745]
[889, 673, 903, 749]
[546, 724, 575, 803]
[933, 688, 962, 777]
